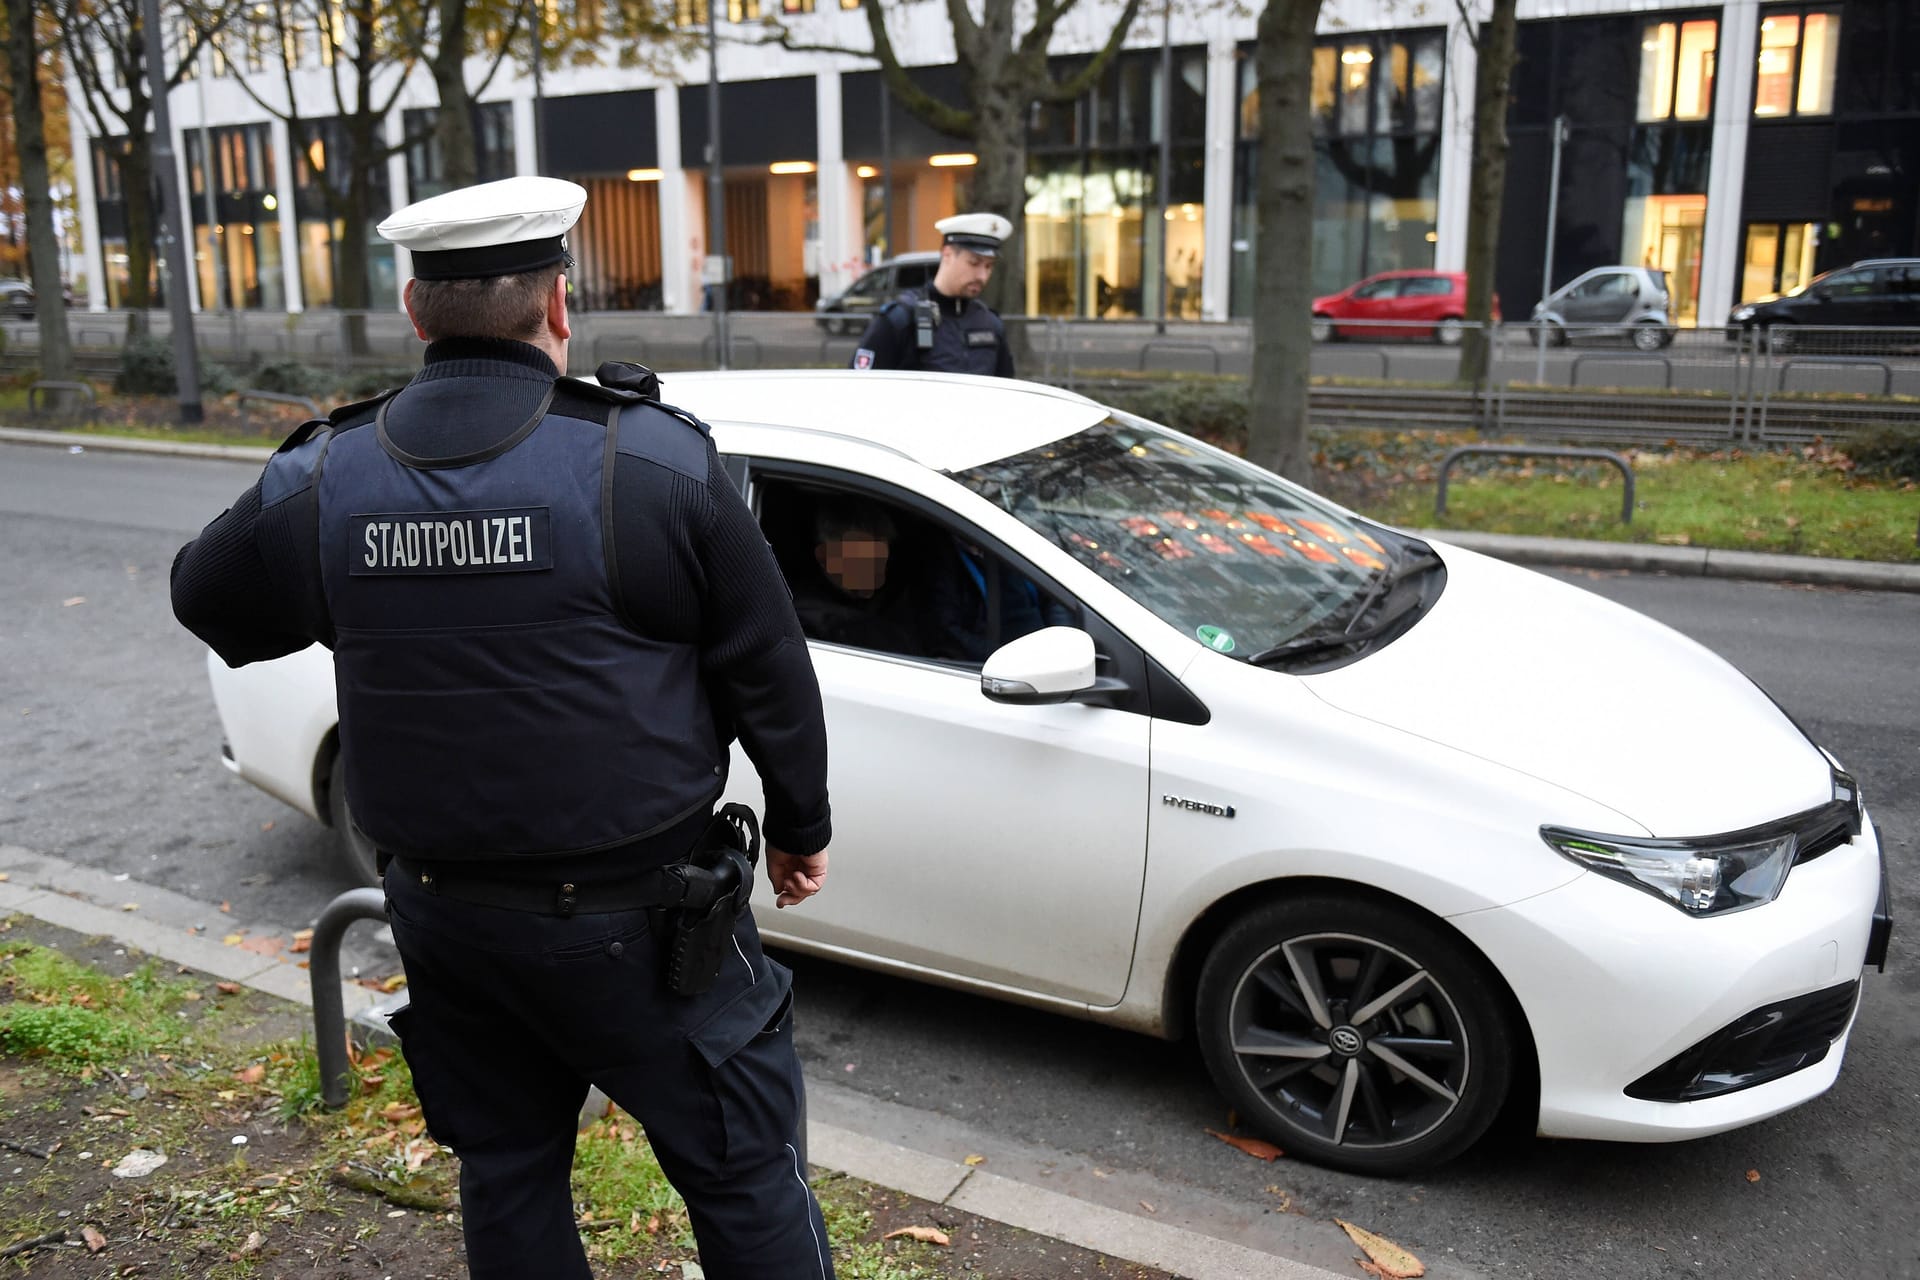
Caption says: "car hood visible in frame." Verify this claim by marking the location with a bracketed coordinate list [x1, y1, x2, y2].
[1298, 544, 1831, 836]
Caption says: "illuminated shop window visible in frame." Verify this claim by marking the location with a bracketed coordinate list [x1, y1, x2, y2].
[1740, 222, 1820, 301]
[1636, 19, 1717, 122]
[1754, 10, 1840, 117]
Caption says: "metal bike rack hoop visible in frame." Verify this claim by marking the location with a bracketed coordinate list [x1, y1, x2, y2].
[310, 887, 393, 1110]
[1436, 444, 1637, 524]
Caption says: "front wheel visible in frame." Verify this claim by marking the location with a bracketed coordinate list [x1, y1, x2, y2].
[326, 752, 381, 886]
[1195, 895, 1515, 1175]
[1433, 318, 1465, 347]
[1310, 315, 1334, 343]
[1632, 322, 1671, 352]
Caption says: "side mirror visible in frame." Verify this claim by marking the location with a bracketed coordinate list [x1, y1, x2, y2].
[980, 627, 1098, 705]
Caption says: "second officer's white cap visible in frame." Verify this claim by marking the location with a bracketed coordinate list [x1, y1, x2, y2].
[936, 212, 1013, 257]
[378, 176, 587, 281]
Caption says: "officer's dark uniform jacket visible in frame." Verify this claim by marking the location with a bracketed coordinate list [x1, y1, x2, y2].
[851, 284, 1015, 377]
[171, 338, 830, 875]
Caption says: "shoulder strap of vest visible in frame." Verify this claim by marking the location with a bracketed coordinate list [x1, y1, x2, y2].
[325, 386, 403, 427]
[261, 418, 332, 510]
[611, 398, 711, 480]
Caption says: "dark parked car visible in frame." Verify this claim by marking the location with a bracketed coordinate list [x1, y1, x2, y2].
[1726, 259, 1920, 350]
[1310, 270, 1493, 345]
[1532, 266, 1674, 349]
[814, 252, 940, 335]
[0, 280, 36, 318]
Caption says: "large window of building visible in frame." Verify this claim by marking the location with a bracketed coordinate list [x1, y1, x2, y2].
[1621, 125, 1712, 323]
[185, 123, 286, 310]
[1637, 19, 1717, 122]
[1740, 221, 1821, 300]
[1023, 47, 1208, 320]
[1233, 29, 1445, 313]
[293, 118, 395, 311]
[403, 103, 517, 202]
[1754, 9, 1840, 117]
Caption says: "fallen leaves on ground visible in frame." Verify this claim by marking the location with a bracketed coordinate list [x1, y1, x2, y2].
[962, 1154, 985, 1167]
[238, 936, 284, 958]
[1746, 1169, 1762, 1183]
[882, 1226, 951, 1246]
[80, 1225, 106, 1253]
[214, 981, 241, 995]
[1336, 1219, 1424, 1278]
[291, 928, 315, 953]
[234, 1064, 266, 1085]
[1205, 1128, 1283, 1161]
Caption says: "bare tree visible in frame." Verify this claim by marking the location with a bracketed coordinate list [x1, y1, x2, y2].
[1245, 0, 1318, 484]
[4, 0, 74, 378]
[1453, 0, 1516, 384]
[223, 0, 431, 351]
[773, 0, 1147, 315]
[426, 0, 528, 189]
[57, 0, 237, 332]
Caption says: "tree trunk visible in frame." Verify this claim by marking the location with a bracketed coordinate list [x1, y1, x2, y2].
[430, 0, 477, 189]
[334, 147, 373, 355]
[968, 87, 1027, 321]
[5, 0, 72, 379]
[1456, 0, 1517, 386]
[119, 135, 155, 336]
[1247, 0, 1320, 484]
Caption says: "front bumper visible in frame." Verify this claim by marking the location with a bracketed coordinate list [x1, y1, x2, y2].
[1454, 811, 1885, 1142]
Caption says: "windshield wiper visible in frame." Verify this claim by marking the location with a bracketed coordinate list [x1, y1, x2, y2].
[1245, 551, 1444, 668]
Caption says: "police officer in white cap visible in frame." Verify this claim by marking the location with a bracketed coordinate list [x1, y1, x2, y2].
[851, 211, 1016, 376]
[171, 176, 836, 1280]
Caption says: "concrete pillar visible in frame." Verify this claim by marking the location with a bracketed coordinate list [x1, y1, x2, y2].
[1697, 0, 1759, 327]
[657, 86, 695, 314]
[66, 71, 106, 312]
[513, 92, 539, 176]
[816, 70, 857, 300]
[1200, 37, 1236, 321]
[271, 117, 304, 314]
[385, 111, 412, 304]
[1433, 10, 1479, 274]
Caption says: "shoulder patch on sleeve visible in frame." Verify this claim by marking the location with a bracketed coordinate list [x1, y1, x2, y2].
[260, 423, 333, 510]
[613, 401, 711, 480]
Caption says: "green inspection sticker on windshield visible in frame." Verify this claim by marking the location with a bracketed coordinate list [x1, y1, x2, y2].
[1196, 624, 1237, 653]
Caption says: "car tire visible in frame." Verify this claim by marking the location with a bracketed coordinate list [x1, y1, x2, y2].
[1434, 318, 1464, 347]
[1631, 322, 1668, 352]
[1531, 324, 1566, 349]
[1310, 315, 1334, 344]
[1763, 324, 1793, 354]
[326, 752, 381, 887]
[1194, 894, 1515, 1176]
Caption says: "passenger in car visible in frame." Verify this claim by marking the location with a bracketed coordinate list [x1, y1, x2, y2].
[923, 535, 1074, 664]
[790, 497, 926, 654]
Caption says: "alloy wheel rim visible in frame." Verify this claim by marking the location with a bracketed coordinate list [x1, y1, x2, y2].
[1226, 931, 1470, 1151]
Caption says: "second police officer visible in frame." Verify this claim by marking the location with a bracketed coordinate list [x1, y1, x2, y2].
[170, 176, 836, 1280]
[849, 212, 1017, 377]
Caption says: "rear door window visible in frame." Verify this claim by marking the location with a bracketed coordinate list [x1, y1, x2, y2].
[895, 262, 933, 292]
[1399, 277, 1452, 297]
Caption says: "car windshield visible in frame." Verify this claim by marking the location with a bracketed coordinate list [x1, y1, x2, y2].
[954, 412, 1409, 657]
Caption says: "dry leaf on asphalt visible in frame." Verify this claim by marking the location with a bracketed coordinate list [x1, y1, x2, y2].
[378, 974, 408, 993]
[882, 1226, 951, 1246]
[63, 597, 86, 607]
[80, 1225, 107, 1253]
[1336, 1219, 1424, 1278]
[219, 901, 231, 913]
[291, 929, 315, 953]
[1205, 1128, 1283, 1161]
[1746, 1169, 1761, 1183]
[962, 1154, 985, 1167]
[239, 936, 284, 957]
[214, 982, 241, 995]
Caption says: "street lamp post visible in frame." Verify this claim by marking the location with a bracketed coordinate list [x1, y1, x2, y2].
[1533, 113, 1569, 386]
[1154, 0, 1172, 334]
[140, 0, 203, 423]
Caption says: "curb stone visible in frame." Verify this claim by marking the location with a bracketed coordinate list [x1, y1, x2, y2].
[3, 425, 1911, 593]
[0, 842, 1380, 1280]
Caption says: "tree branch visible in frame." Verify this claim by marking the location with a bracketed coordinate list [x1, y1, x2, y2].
[1036, 0, 1144, 103]
[859, 0, 973, 137]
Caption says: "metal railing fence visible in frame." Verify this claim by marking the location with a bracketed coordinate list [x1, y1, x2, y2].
[5, 310, 1916, 447]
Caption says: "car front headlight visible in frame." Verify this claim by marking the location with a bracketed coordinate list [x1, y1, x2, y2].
[1731, 305, 1756, 322]
[1542, 770, 1862, 917]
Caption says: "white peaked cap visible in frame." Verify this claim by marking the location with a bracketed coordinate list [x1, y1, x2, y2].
[378, 176, 587, 280]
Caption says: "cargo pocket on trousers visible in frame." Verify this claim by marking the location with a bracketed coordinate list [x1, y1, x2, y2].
[686, 961, 797, 1176]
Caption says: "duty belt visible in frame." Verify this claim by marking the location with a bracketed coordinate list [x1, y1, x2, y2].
[391, 857, 713, 917]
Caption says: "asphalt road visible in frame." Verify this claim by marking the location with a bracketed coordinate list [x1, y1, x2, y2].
[1, 439, 1915, 1278]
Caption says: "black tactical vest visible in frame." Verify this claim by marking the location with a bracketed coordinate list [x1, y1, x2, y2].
[888, 289, 1006, 375]
[262, 386, 722, 863]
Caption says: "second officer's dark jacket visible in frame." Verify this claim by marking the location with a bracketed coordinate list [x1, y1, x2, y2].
[850, 284, 1015, 377]
[171, 339, 830, 868]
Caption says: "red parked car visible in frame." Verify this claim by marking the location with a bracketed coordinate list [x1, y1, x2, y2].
[1310, 270, 1497, 345]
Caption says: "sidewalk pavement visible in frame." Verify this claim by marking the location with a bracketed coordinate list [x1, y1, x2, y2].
[4, 424, 1914, 593]
[0, 840, 1414, 1280]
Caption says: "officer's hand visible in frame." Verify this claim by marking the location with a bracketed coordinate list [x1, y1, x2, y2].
[768, 845, 828, 909]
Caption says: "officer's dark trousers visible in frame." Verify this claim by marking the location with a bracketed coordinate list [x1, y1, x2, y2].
[383, 867, 834, 1280]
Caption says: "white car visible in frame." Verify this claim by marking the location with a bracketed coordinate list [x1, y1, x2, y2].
[205, 370, 1891, 1174]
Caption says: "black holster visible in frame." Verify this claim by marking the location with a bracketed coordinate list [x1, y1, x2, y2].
[664, 804, 760, 996]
